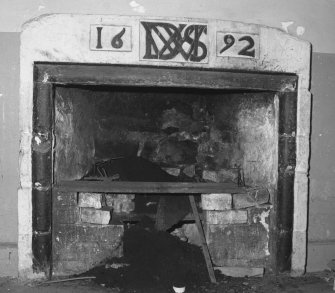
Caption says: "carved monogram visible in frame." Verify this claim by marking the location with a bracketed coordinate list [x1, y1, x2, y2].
[140, 21, 208, 62]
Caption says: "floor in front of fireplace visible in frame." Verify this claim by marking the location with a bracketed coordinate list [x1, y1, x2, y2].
[1, 271, 334, 293]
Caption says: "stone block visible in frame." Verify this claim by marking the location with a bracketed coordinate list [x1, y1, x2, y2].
[295, 135, 310, 173]
[117, 194, 135, 200]
[294, 172, 308, 232]
[105, 194, 116, 207]
[162, 167, 180, 177]
[182, 223, 201, 246]
[111, 200, 135, 213]
[232, 188, 270, 209]
[53, 191, 77, 207]
[120, 201, 135, 213]
[204, 210, 247, 225]
[291, 230, 307, 276]
[296, 90, 311, 137]
[247, 205, 272, 225]
[205, 223, 270, 267]
[105, 193, 135, 213]
[183, 165, 195, 178]
[76, 223, 124, 243]
[201, 193, 232, 210]
[202, 170, 218, 182]
[78, 193, 102, 209]
[53, 242, 80, 262]
[54, 260, 88, 276]
[53, 223, 124, 276]
[152, 138, 197, 165]
[53, 191, 80, 225]
[202, 169, 239, 183]
[53, 224, 80, 244]
[161, 108, 193, 131]
[80, 208, 111, 224]
[54, 206, 80, 224]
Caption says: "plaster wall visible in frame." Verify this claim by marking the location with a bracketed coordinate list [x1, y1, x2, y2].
[0, 33, 20, 276]
[307, 53, 335, 271]
[0, 0, 334, 277]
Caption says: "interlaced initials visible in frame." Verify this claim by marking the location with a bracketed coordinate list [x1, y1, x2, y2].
[141, 21, 208, 62]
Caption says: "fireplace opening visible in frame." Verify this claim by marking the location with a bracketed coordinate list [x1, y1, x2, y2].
[52, 84, 276, 274]
[31, 63, 298, 282]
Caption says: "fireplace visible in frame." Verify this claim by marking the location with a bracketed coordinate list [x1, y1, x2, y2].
[19, 14, 311, 278]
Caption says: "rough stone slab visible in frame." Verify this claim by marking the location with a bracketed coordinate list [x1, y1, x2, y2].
[78, 193, 102, 209]
[247, 205, 272, 226]
[152, 138, 197, 165]
[295, 135, 310, 173]
[201, 171, 216, 183]
[291, 230, 307, 276]
[294, 172, 308, 232]
[53, 191, 80, 225]
[181, 223, 201, 246]
[80, 208, 110, 224]
[53, 206, 80, 224]
[204, 210, 247, 225]
[54, 191, 77, 207]
[214, 266, 264, 277]
[161, 108, 198, 132]
[183, 165, 195, 178]
[296, 89, 311, 137]
[53, 260, 88, 276]
[162, 167, 180, 177]
[113, 201, 135, 213]
[232, 188, 269, 209]
[105, 194, 135, 213]
[202, 169, 239, 183]
[54, 89, 95, 182]
[54, 223, 124, 243]
[105, 194, 115, 207]
[116, 194, 135, 200]
[53, 223, 123, 275]
[201, 193, 232, 210]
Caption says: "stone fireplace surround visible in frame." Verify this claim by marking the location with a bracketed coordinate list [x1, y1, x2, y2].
[19, 14, 311, 278]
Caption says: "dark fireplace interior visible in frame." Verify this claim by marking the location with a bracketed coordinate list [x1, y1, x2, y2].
[52, 84, 278, 275]
[54, 85, 278, 185]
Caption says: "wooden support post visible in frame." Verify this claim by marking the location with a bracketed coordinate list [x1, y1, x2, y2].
[188, 195, 217, 283]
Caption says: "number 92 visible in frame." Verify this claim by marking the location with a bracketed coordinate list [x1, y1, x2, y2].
[220, 34, 255, 57]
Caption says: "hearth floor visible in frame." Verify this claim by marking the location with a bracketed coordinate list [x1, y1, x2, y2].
[1, 272, 334, 293]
